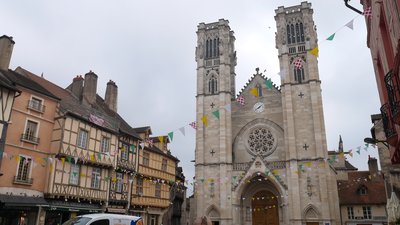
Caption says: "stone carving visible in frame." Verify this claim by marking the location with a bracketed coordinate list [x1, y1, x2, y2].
[247, 127, 277, 156]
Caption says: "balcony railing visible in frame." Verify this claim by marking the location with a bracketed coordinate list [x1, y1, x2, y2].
[381, 103, 398, 146]
[384, 70, 400, 124]
[27, 100, 45, 113]
[13, 176, 33, 185]
[20, 133, 40, 144]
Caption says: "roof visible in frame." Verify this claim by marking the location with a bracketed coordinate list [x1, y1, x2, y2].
[79, 213, 141, 221]
[15, 67, 139, 137]
[134, 126, 152, 135]
[236, 69, 280, 98]
[150, 135, 170, 143]
[338, 171, 386, 205]
[0, 194, 48, 206]
[144, 145, 179, 162]
[0, 69, 59, 100]
[0, 71, 19, 93]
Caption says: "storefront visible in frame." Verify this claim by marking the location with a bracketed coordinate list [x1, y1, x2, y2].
[0, 194, 48, 225]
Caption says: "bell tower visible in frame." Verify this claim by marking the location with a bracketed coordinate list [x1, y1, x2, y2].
[275, 2, 340, 224]
[194, 19, 236, 224]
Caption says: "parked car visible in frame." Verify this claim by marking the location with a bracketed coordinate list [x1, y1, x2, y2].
[62, 213, 143, 225]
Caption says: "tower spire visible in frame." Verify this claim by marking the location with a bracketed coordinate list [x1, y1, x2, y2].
[339, 135, 344, 152]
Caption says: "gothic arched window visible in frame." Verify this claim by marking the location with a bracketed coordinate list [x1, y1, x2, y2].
[287, 24, 291, 44]
[206, 40, 210, 59]
[216, 38, 220, 56]
[296, 23, 300, 43]
[209, 75, 218, 94]
[290, 24, 295, 44]
[213, 38, 217, 57]
[300, 23, 305, 42]
[294, 67, 305, 83]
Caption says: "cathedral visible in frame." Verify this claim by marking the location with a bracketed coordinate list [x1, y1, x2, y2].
[193, 2, 341, 225]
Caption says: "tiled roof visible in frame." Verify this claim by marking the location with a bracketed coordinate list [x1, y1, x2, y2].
[144, 145, 179, 162]
[134, 126, 152, 135]
[150, 135, 170, 143]
[15, 67, 139, 137]
[0, 71, 19, 92]
[0, 69, 59, 100]
[338, 171, 386, 205]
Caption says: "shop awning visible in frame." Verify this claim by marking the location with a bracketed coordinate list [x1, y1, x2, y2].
[45, 200, 103, 213]
[0, 194, 48, 207]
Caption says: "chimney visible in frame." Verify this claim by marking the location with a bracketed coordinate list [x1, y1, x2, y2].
[67, 75, 84, 99]
[83, 71, 98, 104]
[0, 35, 15, 70]
[105, 80, 118, 112]
[368, 155, 379, 178]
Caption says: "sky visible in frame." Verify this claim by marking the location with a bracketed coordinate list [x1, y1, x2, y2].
[1, 0, 381, 195]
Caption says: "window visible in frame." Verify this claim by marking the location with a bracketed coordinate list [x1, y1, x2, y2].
[91, 219, 109, 225]
[120, 143, 129, 161]
[296, 23, 300, 43]
[69, 164, 80, 185]
[136, 177, 143, 195]
[209, 75, 218, 94]
[28, 97, 44, 112]
[300, 23, 305, 42]
[91, 168, 101, 189]
[143, 152, 150, 166]
[347, 207, 354, 219]
[287, 25, 291, 44]
[100, 137, 110, 153]
[161, 158, 168, 171]
[116, 173, 123, 193]
[23, 120, 38, 142]
[77, 129, 88, 148]
[149, 215, 157, 225]
[362, 206, 372, 219]
[294, 68, 305, 83]
[155, 183, 161, 198]
[16, 156, 31, 182]
[290, 24, 295, 44]
[358, 186, 368, 195]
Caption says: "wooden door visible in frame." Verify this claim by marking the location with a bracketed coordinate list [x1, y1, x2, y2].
[252, 190, 279, 225]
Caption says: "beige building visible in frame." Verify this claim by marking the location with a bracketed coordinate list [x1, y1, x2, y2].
[192, 2, 340, 225]
[131, 128, 179, 225]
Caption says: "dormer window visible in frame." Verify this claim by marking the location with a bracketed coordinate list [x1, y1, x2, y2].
[358, 185, 368, 195]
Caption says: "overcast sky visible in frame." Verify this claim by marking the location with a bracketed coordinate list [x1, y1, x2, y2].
[1, 0, 380, 194]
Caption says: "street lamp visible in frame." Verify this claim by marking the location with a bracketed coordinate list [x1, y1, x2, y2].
[364, 137, 388, 148]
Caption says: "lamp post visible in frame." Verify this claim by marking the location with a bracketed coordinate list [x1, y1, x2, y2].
[0, 73, 20, 175]
[364, 137, 389, 148]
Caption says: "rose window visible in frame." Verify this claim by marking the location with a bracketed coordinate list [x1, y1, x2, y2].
[247, 127, 276, 156]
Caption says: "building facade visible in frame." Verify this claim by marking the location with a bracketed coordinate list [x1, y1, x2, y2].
[193, 2, 340, 225]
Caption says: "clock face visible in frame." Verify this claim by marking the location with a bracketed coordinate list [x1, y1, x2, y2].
[253, 102, 265, 113]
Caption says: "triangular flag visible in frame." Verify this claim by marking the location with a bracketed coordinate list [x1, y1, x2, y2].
[139, 142, 145, 149]
[130, 145, 136, 153]
[168, 132, 174, 142]
[224, 104, 231, 112]
[158, 136, 164, 144]
[201, 116, 208, 126]
[250, 88, 259, 97]
[265, 78, 273, 89]
[356, 146, 361, 155]
[345, 19, 354, 30]
[212, 110, 220, 119]
[326, 33, 336, 41]
[339, 152, 345, 158]
[310, 46, 319, 57]
[349, 150, 353, 157]
[74, 156, 79, 164]
[179, 127, 186, 136]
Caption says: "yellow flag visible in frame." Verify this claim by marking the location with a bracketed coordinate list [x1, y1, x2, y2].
[339, 152, 345, 158]
[310, 46, 319, 57]
[305, 162, 312, 168]
[158, 136, 164, 143]
[250, 88, 259, 97]
[272, 169, 278, 175]
[61, 158, 65, 165]
[90, 153, 95, 161]
[201, 115, 208, 126]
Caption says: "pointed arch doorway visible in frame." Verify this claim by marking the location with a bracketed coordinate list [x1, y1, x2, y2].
[252, 190, 279, 225]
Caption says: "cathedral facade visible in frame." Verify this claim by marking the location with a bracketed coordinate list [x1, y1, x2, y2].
[193, 2, 341, 225]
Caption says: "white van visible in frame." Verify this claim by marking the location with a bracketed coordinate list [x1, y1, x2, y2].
[62, 213, 143, 225]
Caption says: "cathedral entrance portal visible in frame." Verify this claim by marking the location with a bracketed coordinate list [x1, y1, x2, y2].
[252, 190, 279, 225]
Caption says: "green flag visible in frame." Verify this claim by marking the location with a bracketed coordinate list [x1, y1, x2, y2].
[130, 145, 136, 153]
[168, 132, 174, 142]
[212, 110, 220, 119]
[265, 78, 273, 89]
[326, 33, 336, 41]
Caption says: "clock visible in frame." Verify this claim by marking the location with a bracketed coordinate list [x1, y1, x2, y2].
[253, 102, 265, 113]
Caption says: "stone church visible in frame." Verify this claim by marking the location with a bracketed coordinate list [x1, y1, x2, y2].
[192, 2, 341, 225]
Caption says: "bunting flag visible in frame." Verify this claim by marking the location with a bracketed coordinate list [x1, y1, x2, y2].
[212, 110, 220, 119]
[310, 46, 319, 57]
[326, 33, 336, 41]
[356, 146, 361, 154]
[179, 127, 186, 136]
[364, 143, 369, 151]
[339, 152, 345, 158]
[224, 104, 231, 112]
[139, 142, 145, 150]
[250, 88, 259, 97]
[168, 132, 174, 142]
[158, 136, 164, 144]
[345, 19, 354, 30]
[363, 6, 372, 18]
[236, 96, 245, 105]
[265, 78, 273, 89]
[349, 150, 353, 157]
[292, 57, 303, 69]
[90, 153, 95, 161]
[189, 122, 197, 130]
[97, 152, 101, 160]
[201, 116, 208, 126]
[130, 145, 136, 153]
